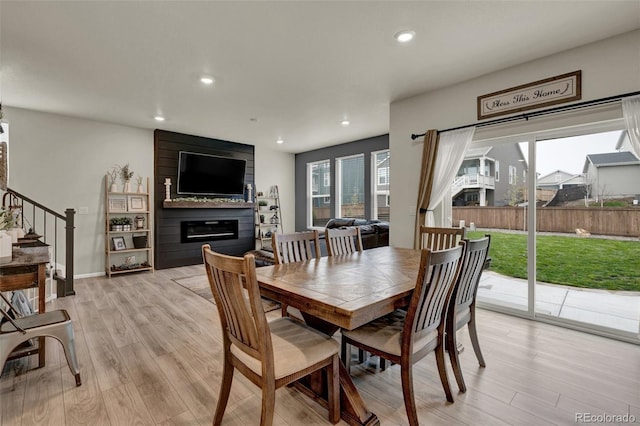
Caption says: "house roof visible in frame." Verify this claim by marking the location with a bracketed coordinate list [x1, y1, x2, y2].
[537, 170, 582, 185]
[464, 146, 493, 159]
[586, 151, 640, 167]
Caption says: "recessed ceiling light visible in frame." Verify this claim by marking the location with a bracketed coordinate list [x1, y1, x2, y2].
[394, 30, 415, 43]
[341, 120, 350, 126]
[276, 138, 284, 144]
[200, 76, 215, 85]
[154, 115, 165, 122]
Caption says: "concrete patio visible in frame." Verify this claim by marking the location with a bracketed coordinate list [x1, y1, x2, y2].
[477, 270, 640, 335]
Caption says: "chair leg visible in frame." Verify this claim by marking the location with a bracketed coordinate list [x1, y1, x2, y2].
[400, 361, 419, 426]
[340, 339, 352, 373]
[435, 343, 454, 403]
[380, 357, 387, 371]
[57, 322, 82, 386]
[327, 355, 340, 424]
[260, 379, 276, 426]
[447, 327, 466, 393]
[468, 312, 486, 367]
[213, 356, 234, 426]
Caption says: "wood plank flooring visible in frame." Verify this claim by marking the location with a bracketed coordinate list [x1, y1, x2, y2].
[2, 265, 639, 425]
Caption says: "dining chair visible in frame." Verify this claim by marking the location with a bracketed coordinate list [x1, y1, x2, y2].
[325, 227, 363, 256]
[272, 230, 321, 317]
[341, 244, 465, 425]
[0, 292, 81, 386]
[419, 226, 466, 251]
[272, 230, 321, 264]
[202, 245, 340, 426]
[446, 235, 491, 393]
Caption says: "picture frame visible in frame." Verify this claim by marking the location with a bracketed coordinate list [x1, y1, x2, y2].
[127, 195, 147, 212]
[112, 236, 126, 251]
[108, 196, 127, 213]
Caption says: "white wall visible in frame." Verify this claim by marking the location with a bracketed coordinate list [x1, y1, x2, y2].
[254, 145, 295, 235]
[4, 107, 296, 276]
[5, 107, 153, 276]
[389, 30, 640, 248]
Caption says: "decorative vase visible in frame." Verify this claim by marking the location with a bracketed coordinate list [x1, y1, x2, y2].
[6, 228, 18, 244]
[110, 183, 118, 192]
[137, 183, 144, 193]
[0, 231, 12, 263]
[123, 181, 131, 193]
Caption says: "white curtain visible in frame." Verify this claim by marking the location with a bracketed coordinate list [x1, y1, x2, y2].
[426, 127, 475, 226]
[622, 94, 640, 160]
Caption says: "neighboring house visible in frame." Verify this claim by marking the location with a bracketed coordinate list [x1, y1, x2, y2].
[452, 144, 527, 206]
[583, 151, 640, 201]
[537, 170, 586, 190]
[375, 152, 390, 212]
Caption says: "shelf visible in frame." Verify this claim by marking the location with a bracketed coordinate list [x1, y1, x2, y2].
[109, 266, 154, 275]
[163, 200, 253, 209]
[107, 210, 151, 214]
[105, 175, 153, 278]
[256, 223, 279, 227]
[108, 247, 151, 254]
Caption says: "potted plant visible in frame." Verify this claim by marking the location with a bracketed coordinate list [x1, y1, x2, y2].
[120, 164, 134, 192]
[122, 216, 132, 231]
[258, 200, 269, 210]
[110, 217, 123, 231]
[135, 174, 144, 193]
[107, 166, 119, 192]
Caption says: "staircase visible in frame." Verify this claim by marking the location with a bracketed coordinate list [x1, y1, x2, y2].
[2, 188, 75, 297]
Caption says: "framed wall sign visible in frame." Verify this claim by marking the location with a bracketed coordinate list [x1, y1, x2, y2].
[477, 70, 582, 120]
[108, 196, 127, 213]
[112, 236, 126, 251]
[127, 195, 147, 212]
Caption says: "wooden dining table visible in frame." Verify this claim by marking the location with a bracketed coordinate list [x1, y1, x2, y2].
[255, 246, 422, 426]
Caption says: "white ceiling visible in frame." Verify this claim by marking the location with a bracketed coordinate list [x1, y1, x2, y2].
[2, 1, 639, 153]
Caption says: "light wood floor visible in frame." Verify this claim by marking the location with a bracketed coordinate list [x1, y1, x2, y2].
[2, 265, 639, 425]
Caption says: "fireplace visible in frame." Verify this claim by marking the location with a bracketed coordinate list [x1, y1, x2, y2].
[181, 220, 239, 243]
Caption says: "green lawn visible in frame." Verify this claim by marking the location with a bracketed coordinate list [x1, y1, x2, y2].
[466, 231, 640, 292]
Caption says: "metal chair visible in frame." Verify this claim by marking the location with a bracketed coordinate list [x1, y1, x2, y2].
[0, 292, 81, 386]
[202, 245, 340, 426]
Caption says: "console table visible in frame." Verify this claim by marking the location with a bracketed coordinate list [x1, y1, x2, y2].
[0, 250, 49, 368]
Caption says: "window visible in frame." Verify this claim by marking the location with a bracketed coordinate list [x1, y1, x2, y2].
[509, 165, 516, 184]
[495, 160, 500, 181]
[308, 160, 331, 227]
[336, 154, 365, 219]
[372, 150, 390, 220]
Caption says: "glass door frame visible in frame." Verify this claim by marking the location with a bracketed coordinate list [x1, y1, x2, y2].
[474, 118, 639, 344]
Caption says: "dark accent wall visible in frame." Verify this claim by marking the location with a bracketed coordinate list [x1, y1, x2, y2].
[294, 134, 389, 231]
[154, 130, 255, 269]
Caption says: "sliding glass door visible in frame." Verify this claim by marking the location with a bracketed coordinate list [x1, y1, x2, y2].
[469, 122, 639, 343]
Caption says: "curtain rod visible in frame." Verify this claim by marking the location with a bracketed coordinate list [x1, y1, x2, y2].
[410, 90, 640, 140]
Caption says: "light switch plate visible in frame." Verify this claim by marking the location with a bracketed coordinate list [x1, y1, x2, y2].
[78, 206, 89, 215]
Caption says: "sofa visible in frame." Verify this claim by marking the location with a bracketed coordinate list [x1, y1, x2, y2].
[247, 218, 389, 266]
[322, 218, 389, 251]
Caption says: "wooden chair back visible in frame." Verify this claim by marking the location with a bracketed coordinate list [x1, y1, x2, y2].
[453, 235, 491, 311]
[404, 243, 465, 343]
[202, 245, 270, 361]
[272, 230, 321, 264]
[325, 227, 363, 256]
[419, 226, 466, 251]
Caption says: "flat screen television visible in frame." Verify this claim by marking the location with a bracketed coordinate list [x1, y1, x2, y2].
[177, 151, 246, 196]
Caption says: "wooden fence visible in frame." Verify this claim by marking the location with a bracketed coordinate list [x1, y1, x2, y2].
[453, 206, 640, 237]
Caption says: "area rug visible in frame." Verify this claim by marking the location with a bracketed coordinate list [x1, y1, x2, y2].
[172, 274, 281, 313]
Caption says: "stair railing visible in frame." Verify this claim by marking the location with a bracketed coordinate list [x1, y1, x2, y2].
[2, 188, 75, 297]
